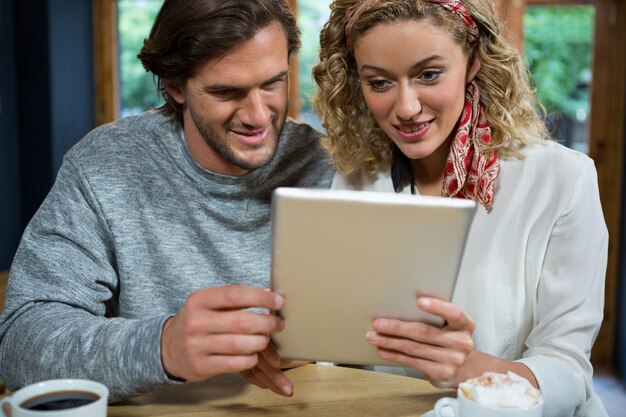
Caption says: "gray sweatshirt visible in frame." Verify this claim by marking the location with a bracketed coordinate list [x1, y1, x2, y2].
[0, 111, 334, 401]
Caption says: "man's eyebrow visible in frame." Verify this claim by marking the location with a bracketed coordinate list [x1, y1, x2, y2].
[204, 71, 289, 92]
[203, 83, 238, 93]
[359, 54, 446, 74]
[264, 71, 289, 84]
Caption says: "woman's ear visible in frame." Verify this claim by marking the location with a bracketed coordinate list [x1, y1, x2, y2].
[466, 50, 481, 84]
[163, 80, 186, 104]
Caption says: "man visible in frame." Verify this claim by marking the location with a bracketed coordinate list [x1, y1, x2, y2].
[0, 0, 333, 401]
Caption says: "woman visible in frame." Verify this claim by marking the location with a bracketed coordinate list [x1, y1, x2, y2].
[312, 1, 608, 416]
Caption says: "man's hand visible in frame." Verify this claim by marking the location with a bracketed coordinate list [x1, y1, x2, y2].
[161, 285, 285, 382]
[240, 344, 308, 397]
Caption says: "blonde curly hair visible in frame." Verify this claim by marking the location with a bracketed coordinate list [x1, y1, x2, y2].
[312, 0, 549, 175]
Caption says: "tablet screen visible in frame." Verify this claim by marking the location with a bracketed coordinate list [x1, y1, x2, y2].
[270, 187, 476, 366]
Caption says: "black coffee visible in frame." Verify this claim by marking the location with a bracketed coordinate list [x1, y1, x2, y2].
[20, 390, 99, 411]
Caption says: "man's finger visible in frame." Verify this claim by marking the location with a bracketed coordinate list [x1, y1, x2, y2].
[195, 334, 270, 356]
[187, 285, 284, 311]
[260, 343, 281, 368]
[255, 357, 293, 397]
[196, 310, 284, 335]
[183, 354, 260, 381]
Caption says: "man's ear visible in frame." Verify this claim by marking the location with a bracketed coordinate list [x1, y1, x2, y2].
[466, 50, 481, 84]
[163, 80, 186, 104]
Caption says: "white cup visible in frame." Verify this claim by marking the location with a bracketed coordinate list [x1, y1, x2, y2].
[0, 379, 108, 417]
[434, 388, 543, 417]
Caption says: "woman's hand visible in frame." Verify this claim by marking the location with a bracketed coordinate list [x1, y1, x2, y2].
[366, 296, 474, 388]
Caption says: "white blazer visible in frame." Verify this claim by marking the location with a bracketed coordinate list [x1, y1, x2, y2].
[331, 140, 608, 417]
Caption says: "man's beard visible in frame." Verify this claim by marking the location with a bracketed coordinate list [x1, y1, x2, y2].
[189, 106, 286, 172]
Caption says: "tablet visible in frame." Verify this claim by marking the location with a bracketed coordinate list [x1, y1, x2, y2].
[270, 187, 476, 366]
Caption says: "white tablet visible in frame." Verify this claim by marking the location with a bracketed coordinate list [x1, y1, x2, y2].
[270, 187, 476, 366]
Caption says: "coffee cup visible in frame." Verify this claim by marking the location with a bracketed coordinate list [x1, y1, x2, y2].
[0, 379, 108, 417]
[434, 372, 543, 417]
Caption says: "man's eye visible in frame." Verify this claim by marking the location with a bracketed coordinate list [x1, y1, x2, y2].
[264, 78, 285, 89]
[211, 89, 234, 97]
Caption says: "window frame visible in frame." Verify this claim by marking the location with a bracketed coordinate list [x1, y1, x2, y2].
[93, 0, 120, 127]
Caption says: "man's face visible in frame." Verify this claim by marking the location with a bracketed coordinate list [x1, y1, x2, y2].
[166, 21, 290, 176]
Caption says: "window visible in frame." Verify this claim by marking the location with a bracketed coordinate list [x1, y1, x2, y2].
[507, 0, 626, 372]
[524, 5, 595, 154]
[295, 1, 331, 131]
[117, 0, 163, 117]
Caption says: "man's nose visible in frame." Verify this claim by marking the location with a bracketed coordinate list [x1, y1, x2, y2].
[238, 90, 271, 127]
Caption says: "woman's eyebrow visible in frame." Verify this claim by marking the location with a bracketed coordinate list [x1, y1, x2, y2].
[359, 54, 446, 74]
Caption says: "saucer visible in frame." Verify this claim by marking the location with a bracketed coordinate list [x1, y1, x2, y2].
[421, 407, 453, 417]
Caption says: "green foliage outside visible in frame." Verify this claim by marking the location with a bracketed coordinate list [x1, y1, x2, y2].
[118, 0, 163, 116]
[524, 6, 594, 121]
[297, 1, 332, 115]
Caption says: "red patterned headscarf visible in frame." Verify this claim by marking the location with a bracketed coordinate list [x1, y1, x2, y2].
[343, 0, 378, 45]
[424, 0, 479, 42]
[442, 81, 499, 211]
[344, 0, 479, 44]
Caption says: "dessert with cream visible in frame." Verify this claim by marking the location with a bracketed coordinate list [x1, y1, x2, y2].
[459, 371, 542, 409]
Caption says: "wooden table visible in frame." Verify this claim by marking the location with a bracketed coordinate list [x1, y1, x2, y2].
[0, 276, 452, 414]
[109, 364, 453, 416]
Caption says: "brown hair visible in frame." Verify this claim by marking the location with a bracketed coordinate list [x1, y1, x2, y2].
[137, 0, 301, 125]
[313, 0, 549, 175]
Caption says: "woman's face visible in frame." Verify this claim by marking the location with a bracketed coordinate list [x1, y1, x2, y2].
[354, 19, 479, 165]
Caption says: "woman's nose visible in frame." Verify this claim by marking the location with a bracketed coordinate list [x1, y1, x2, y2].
[395, 85, 422, 121]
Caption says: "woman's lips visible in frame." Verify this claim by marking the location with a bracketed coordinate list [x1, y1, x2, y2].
[394, 120, 432, 141]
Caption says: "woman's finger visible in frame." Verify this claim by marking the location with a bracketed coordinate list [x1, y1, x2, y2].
[375, 348, 460, 387]
[371, 319, 474, 352]
[366, 331, 468, 366]
[417, 297, 475, 332]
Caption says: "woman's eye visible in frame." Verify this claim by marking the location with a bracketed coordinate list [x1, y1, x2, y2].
[366, 79, 391, 92]
[421, 70, 442, 82]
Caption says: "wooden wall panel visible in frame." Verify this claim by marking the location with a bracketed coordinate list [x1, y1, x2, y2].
[588, 0, 626, 367]
[496, 0, 525, 51]
[288, 0, 300, 119]
[93, 0, 120, 126]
